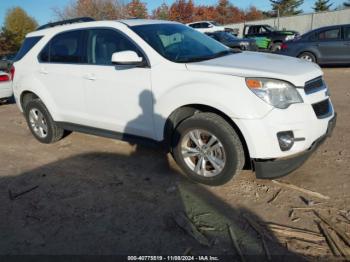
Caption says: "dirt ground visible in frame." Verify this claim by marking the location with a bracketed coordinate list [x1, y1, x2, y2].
[0, 68, 349, 260]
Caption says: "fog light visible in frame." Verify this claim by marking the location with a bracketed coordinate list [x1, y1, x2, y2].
[277, 131, 294, 151]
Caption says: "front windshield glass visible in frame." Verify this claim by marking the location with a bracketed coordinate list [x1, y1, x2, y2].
[211, 21, 222, 26]
[131, 23, 231, 63]
[264, 25, 275, 32]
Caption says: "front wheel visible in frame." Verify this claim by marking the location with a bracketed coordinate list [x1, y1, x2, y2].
[172, 113, 245, 186]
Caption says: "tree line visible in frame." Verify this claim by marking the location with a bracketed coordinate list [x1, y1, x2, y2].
[1, 0, 350, 55]
[53, 0, 350, 24]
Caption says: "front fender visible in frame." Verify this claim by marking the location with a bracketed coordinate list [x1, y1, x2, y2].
[152, 70, 272, 140]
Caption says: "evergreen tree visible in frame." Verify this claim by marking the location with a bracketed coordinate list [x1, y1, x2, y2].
[270, 0, 304, 16]
[313, 0, 333, 12]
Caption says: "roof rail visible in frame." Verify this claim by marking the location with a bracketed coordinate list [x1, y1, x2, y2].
[37, 17, 95, 31]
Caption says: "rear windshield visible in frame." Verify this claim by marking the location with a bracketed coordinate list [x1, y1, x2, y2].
[14, 36, 42, 62]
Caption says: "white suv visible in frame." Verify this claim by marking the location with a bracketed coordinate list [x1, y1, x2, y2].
[12, 19, 336, 185]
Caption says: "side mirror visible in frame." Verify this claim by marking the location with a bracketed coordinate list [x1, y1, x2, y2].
[111, 51, 144, 66]
[208, 24, 214, 28]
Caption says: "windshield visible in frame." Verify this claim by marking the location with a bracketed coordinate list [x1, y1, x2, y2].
[211, 21, 222, 26]
[131, 23, 231, 63]
[264, 25, 275, 32]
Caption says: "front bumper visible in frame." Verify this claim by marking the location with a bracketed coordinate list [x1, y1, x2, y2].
[253, 113, 336, 179]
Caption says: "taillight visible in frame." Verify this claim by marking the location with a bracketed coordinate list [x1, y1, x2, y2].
[0, 74, 10, 82]
[10, 65, 15, 80]
[281, 43, 288, 50]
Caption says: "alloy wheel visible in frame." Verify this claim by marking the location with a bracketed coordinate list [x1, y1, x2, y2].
[181, 129, 226, 177]
[28, 108, 48, 138]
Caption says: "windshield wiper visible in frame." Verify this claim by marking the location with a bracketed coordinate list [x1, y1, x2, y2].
[177, 50, 235, 63]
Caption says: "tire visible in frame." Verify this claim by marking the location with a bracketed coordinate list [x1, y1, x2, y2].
[270, 42, 282, 52]
[298, 52, 316, 63]
[24, 99, 64, 144]
[172, 112, 245, 186]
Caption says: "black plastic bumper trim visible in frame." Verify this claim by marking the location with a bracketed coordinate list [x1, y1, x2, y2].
[253, 113, 337, 179]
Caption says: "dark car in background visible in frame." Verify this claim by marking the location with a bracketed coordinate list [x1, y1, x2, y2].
[243, 24, 299, 51]
[205, 31, 258, 51]
[0, 53, 17, 71]
[279, 24, 350, 65]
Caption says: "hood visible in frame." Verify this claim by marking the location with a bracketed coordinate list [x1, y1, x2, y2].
[186, 52, 322, 86]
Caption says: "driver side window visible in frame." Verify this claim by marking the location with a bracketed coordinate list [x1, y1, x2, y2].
[87, 29, 141, 65]
[202, 23, 210, 29]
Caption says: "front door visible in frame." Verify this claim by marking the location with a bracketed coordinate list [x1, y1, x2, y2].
[81, 28, 154, 139]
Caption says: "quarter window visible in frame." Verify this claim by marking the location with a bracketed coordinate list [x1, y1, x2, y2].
[86, 29, 141, 65]
[15, 36, 42, 62]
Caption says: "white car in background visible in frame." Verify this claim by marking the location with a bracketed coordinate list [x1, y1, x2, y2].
[0, 71, 13, 101]
[187, 21, 229, 33]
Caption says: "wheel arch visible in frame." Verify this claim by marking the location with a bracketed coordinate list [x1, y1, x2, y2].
[20, 91, 40, 111]
[163, 104, 252, 169]
[297, 50, 319, 63]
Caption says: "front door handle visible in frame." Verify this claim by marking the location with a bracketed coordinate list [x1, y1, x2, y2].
[84, 74, 96, 81]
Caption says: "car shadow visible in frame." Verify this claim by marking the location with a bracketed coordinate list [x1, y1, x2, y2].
[0, 150, 306, 260]
[0, 87, 309, 260]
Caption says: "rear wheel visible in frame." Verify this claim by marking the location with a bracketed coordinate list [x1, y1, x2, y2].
[24, 99, 64, 144]
[298, 52, 316, 63]
[172, 113, 245, 186]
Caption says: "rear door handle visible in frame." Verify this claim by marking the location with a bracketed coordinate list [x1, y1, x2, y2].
[40, 68, 48, 75]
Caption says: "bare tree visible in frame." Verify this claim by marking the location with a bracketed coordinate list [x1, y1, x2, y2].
[53, 0, 127, 21]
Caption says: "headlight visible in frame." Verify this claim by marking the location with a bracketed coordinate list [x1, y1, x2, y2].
[245, 78, 303, 109]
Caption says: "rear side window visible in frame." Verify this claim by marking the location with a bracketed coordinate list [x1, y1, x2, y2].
[345, 27, 350, 40]
[317, 28, 340, 40]
[39, 30, 85, 63]
[14, 36, 42, 61]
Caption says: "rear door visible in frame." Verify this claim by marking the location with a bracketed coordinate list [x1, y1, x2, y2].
[315, 27, 343, 63]
[37, 30, 86, 124]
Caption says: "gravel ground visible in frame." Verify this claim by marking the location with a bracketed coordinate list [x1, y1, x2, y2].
[0, 68, 349, 260]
